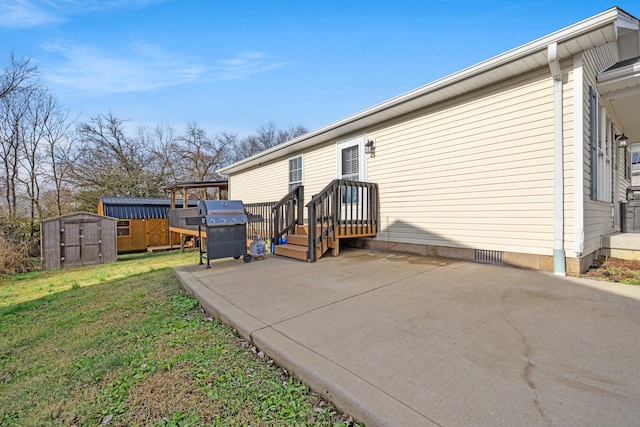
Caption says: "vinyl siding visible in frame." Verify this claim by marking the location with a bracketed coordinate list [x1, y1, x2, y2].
[303, 141, 338, 204]
[367, 68, 556, 255]
[562, 61, 576, 255]
[228, 158, 289, 203]
[229, 140, 353, 207]
[581, 42, 619, 256]
[226, 47, 616, 260]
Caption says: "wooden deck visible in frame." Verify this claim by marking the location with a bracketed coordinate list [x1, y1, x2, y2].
[275, 224, 377, 261]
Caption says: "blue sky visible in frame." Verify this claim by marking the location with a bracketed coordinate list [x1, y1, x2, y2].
[1, 1, 638, 137]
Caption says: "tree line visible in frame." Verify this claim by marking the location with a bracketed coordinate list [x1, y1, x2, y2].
[0, 53, 307, 249]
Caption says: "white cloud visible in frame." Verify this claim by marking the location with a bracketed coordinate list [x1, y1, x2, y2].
[0, 0, 164, 28]
[0, 0, 60, 27]
[41, 41, 286, 95]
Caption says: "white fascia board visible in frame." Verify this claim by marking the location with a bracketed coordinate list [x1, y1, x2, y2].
[220, 7, 625, 175]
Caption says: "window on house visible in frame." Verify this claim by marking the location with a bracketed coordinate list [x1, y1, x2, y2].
[589, 87, 612, 202]
[624, 148, 631, 181]
[288, 155, 303, 192]
[117, 220, 130, 236]
[632, 151, 640, 180]
[340, 145, 360, 204]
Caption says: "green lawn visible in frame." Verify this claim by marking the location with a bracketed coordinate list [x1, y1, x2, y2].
[0, 251, 357, 426]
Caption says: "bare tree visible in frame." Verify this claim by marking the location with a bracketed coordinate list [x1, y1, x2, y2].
[170, 123, 234, 199]
[41, 95, 75, 216]
[0, 90, 29, 220]
[70, 112, 165, 210]
[0, 52, 37, 100]
[175, 123, 233, 181]
[231, 122, 307, 163]
[18, 87, 48, 237]
[140, 122, 180, 184]
[0, 54, 39, 221]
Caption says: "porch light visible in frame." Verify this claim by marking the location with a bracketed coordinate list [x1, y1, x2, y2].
[616, 133, 629, 148]
[365, 139, 376, 156]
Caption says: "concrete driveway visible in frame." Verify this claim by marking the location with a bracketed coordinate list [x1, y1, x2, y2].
[174, 249, 640, 427]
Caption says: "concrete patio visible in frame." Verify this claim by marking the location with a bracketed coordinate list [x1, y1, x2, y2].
[174, 249, 640, 427]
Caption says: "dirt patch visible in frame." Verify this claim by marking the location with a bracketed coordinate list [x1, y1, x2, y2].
[125, 368, 226, 425]
[582, 256, 640, 285]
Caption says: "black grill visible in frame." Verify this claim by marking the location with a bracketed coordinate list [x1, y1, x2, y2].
[187, 200, 250, 268]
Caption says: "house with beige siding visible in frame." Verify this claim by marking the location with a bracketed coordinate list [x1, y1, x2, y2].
[220, 7, 640, 276]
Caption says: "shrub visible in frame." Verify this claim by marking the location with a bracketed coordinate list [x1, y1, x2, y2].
[0, 235, 37, 276]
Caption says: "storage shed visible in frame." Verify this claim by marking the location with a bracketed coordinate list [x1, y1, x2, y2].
[97, 197, 198, 253]
[41, 212, 117, 270]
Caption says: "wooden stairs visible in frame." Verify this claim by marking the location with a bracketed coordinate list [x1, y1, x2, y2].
[274, 225, 336, 261]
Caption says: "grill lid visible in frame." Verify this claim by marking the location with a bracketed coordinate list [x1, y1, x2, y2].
[197, 200, 247, 226]
[198, 200, 245, 216]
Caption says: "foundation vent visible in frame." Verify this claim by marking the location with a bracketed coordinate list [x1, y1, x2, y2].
[474, 249, 504, 265]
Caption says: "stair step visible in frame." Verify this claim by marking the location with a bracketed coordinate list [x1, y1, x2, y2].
[286, 234, 308, 246]
[274, 244, 308, 261]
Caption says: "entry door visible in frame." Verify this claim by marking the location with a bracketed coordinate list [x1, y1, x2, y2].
[337, 136, 366, 220]
[146, 219, 168, 247]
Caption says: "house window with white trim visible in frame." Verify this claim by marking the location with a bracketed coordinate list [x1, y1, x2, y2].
[589, 86, 613, 202]
[631, 149, 640, 185]
[288, 155, 303, 192]
[597, 111, 612, 202]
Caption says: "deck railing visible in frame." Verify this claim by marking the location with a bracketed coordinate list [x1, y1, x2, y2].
[272, 185, 304, 244]
[244, 201, 277, 240]
[307, 180, 379, 262]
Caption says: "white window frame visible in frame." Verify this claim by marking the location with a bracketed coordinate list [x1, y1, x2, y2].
[336, 135, 366, 182]
[596, 110, 612, 202]
[589, 87, 613, 203]
[288, 155, 303, 192]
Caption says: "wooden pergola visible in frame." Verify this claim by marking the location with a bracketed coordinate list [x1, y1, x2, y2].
[164, 180, 229, 208]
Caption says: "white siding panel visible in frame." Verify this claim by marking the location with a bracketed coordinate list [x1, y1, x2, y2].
[562, 62, 576, 254]
[229, 159, 288, 203]
[581, 43, 619, 255]
[369, 68, 556, 255]
[230, 142, 338, 208]
[302, 142, 337, 206]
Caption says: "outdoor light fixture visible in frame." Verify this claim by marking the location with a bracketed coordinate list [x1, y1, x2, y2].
[365, 139, 375, 156]
[615, 133, 629, 148]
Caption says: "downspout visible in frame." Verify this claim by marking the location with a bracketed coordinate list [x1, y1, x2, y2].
[548, 42, 567, 275]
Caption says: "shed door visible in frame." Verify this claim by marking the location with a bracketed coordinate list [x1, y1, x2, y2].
[81, 221, 101, 264]
[146, 219, 167, 247]
[61, 220, 101, 268]
[62, 221, 82, 267]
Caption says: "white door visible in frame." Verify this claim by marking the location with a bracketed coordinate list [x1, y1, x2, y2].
[337, 136, 366, 220]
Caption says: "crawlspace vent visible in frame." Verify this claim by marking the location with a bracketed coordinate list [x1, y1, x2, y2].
[474, 249, 504, 265]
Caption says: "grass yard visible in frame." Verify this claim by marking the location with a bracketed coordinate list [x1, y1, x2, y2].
[0, 251, 357, 426]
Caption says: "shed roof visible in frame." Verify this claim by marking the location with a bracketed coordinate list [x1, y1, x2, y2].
[220, 7, 636, 175]
[41, 211, 117, 224]
[99, 197, 198, 219]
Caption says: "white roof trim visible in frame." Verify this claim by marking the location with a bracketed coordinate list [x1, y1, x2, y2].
[221, 7, 631, 175]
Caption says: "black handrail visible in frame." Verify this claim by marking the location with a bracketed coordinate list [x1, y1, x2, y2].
[306, 180, 379, 262]
[272, 185, 304, 244]
[244, 201, 277, 240]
